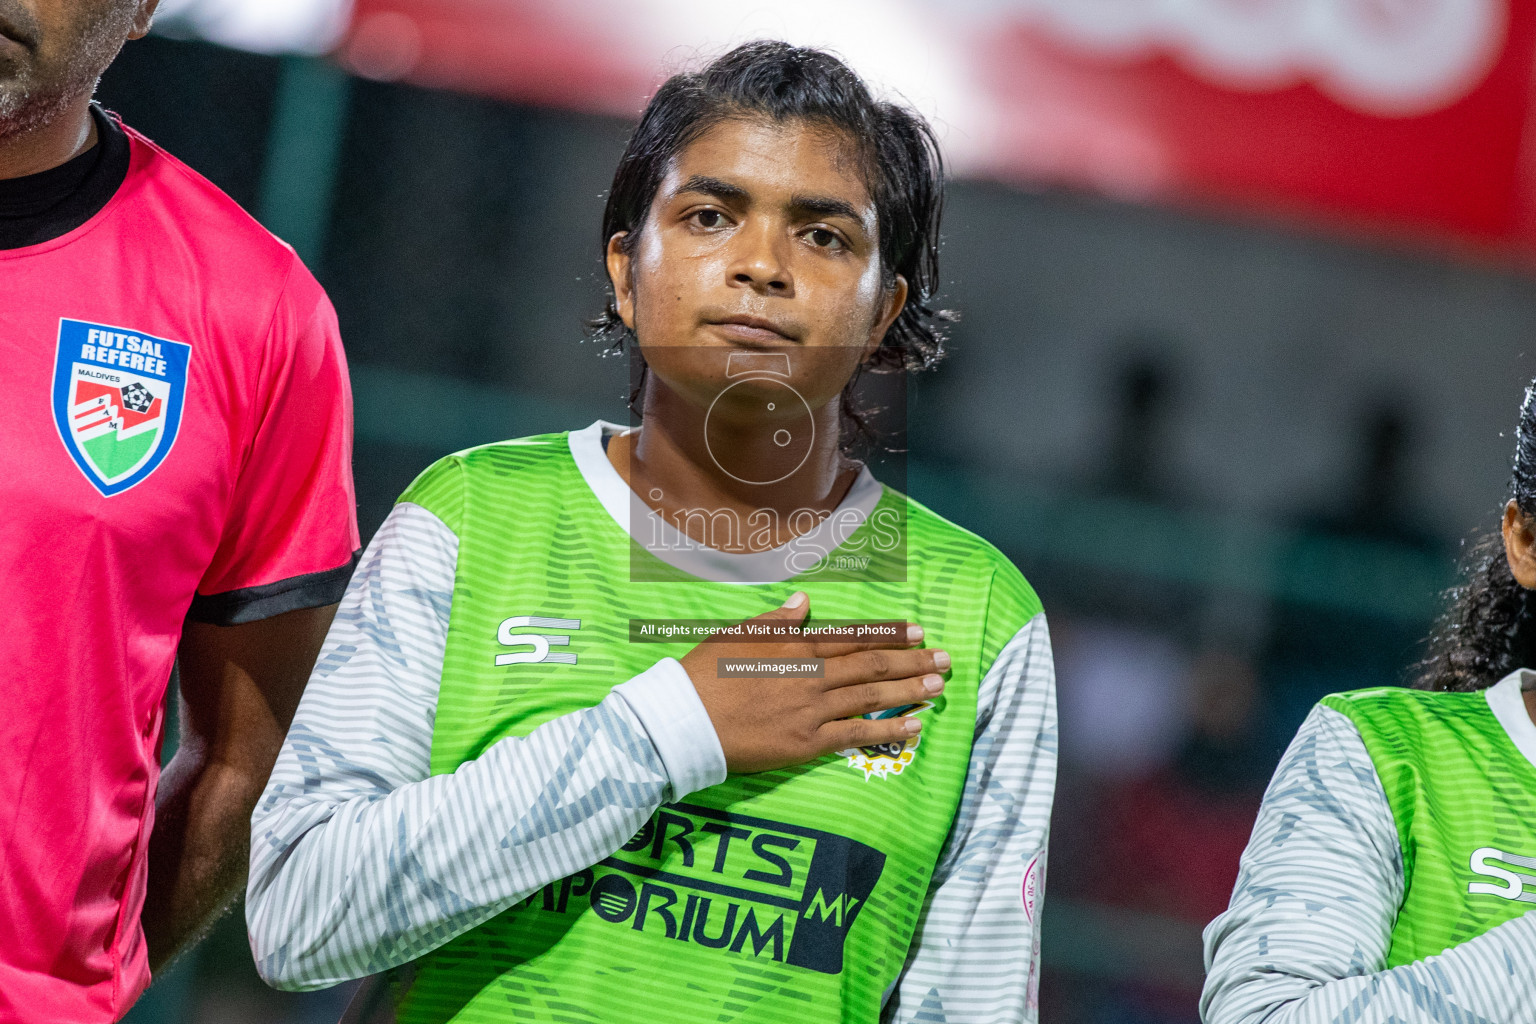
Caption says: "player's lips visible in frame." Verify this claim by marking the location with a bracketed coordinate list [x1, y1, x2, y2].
[706, 315, 800, 344]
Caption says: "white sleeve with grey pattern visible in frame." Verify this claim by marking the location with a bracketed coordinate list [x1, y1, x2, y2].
[1201, 703, 1536, 1024]
[884, 613, 1059, 1024]
[245, 501, 726, 991]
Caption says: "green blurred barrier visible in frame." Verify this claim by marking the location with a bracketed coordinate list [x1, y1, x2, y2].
[258, 56, 350, 267]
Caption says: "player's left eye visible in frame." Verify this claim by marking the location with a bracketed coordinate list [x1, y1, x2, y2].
[806, 228, 844, 250]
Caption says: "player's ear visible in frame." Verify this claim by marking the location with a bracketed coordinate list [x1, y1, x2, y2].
[606, 232, 636, 331]
[861, 274, 908, 363]
[1503, 500, 1536, 589]
[130, 0, 162, 39]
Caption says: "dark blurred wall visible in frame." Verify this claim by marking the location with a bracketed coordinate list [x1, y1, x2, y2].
[99, 36, 279, 209]
[932, 183, 1536, 539]
[322, 80, 635, 530]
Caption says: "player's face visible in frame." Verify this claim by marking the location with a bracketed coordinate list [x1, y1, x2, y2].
[0, 0, 154, 139]
[607, 116, 907, 425]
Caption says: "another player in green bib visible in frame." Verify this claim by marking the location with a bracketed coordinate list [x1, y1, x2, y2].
[248, 42, 1058, 1024]
[1202, 382, 1536, 1023]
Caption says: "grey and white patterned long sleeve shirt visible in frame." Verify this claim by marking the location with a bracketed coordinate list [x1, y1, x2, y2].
[246, 499, 1059, 1023]
[245, 502, 725, 986]
[1202, 683, 1536, 1024]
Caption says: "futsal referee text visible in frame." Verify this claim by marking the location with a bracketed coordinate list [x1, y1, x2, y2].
[78, 328, 169, 376]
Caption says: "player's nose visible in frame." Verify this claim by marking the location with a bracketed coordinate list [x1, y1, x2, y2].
[726, 219, 793, 296]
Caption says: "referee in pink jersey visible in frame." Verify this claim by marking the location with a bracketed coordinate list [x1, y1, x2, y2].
[0, 2, 360, 1019]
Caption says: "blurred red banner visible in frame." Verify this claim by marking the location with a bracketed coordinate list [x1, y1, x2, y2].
[340, 0, 1536, 257]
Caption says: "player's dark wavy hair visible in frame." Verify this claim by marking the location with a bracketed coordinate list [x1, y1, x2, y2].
[591, 40, 952, 444]
[1414, 381, 1536, 691]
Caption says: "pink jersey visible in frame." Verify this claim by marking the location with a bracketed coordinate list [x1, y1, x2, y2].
[0, 122, 359, 1020]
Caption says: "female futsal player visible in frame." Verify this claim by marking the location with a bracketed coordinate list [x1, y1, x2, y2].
[247, 42, 1057, 1024]
[1202, 382, 1536, 1021]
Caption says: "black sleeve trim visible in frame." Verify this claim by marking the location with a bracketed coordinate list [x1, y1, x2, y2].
[187, 550, 361, 626]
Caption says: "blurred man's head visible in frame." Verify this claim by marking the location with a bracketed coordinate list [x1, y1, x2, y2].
[0, 0, 157, 141]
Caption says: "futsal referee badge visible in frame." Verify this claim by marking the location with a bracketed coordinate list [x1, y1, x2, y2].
[51, 318, 190, 497]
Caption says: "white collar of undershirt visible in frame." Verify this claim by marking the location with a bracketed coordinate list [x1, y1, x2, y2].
[1485, 669, 1536, 771]
[567, 419, 884, 584]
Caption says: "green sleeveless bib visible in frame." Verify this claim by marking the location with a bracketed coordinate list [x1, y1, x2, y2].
[1322, 683, 1536, 967]
[387, 432, 1040, 1023]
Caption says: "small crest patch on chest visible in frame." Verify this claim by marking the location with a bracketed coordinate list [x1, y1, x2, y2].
[837, 700, 934, 780]
[51, 319, 190, 497]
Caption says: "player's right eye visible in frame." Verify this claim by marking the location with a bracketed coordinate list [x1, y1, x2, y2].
[690, 209, 726, 229]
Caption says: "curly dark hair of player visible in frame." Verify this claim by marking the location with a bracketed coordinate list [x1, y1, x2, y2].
[591, 39, 953, 443]
[1415, 382, 1536, 691]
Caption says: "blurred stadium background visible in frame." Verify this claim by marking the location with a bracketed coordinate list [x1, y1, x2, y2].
[111, 0, 1536, 1021]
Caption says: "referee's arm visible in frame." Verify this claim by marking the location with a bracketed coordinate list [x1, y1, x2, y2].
[143, 604, 338, 968]
[143, 259, 359, 968]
